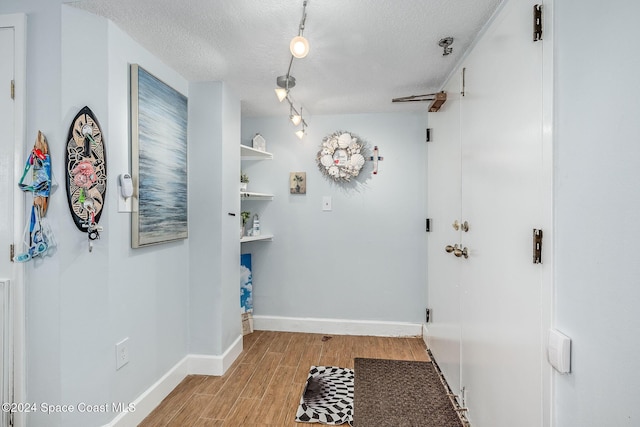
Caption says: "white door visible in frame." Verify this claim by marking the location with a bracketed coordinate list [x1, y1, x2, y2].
[428, 1, 549, 426]
[426, 70, 463, 395]
[459, 1, 544, 426]
[0, 16, 27, 427]
[0, 29, 15, 266]
[0, 26, 15, 427]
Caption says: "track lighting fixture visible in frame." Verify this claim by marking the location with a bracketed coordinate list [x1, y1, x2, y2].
[290, 105, 302, 126]
[274, 0, 310, 139]
[290, 1, 309, 58]
[288, 103, 307, 139]
[275, 88, 288, 102]
[295, 123, 306, 140]
[290, 35, 309, 58]
[290, 114, 302, 126]
[275, 73, 296, 102]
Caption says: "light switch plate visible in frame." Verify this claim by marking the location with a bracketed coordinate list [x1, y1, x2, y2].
[322, 196, 332, 211]
[548, 329, 571, 374]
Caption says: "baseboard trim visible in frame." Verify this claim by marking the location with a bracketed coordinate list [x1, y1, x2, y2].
[188, 335, 244, 376]
[422, 322, 429, 347]
[104, 335, 243, 427]
[104, 356, 190, 427]
[253, 315, 423, 337]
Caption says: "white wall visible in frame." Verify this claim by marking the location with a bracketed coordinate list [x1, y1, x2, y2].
[241, 112, 428, 324]
[219, 86, 243, 351]
[1, 1, 67, 425]
[59, 6, 192, 427]
[0, 2, 242, 425]
[189, 81, 241, 355]
[554, 1, 640, 425]
[59, 7, 112, 427]
[189, 82, 225, 354]
[104, 10, 193, 419]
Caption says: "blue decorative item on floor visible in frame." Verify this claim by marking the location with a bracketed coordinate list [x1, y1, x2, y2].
[240, 254, 253, 334]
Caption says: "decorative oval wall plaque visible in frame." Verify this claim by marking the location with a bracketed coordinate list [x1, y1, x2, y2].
[316, 131, 367, 183]
[65, 106, 107, 232]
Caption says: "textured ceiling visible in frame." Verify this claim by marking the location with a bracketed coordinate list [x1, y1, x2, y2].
[70, 0, 503, 117]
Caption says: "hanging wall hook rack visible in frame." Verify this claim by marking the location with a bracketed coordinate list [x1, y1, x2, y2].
[392, 91, 447, 112]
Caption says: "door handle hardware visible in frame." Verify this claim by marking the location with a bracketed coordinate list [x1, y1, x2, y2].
[452, 220, 469, 232]
[454, 247, 469, 259]
[446, 244, 469, 258]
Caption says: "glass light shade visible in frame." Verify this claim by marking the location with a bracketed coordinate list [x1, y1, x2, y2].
[290, 114, 302, 126]
[295, 129, 306, 139]
[275, 88, 288, 102]
[290, 36, 310, 58]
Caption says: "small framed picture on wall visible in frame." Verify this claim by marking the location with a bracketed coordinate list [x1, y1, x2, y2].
[290, 172, 306, 194]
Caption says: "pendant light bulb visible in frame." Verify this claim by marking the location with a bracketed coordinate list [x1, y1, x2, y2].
[291, 106, 303, 126]
[295, 128, 306, 139]
[290, 114, 302, 126]
[275, 88, 288, 102]
[290, 36, 310, 58]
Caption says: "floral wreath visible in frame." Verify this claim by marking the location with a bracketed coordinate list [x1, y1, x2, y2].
[316, 131, 367, 183]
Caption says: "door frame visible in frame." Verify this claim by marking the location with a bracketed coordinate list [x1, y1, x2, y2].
[0, 13, 26, 427]
[540, 2, 554, 426]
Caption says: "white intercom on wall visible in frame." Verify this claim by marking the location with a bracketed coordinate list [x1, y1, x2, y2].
[119, 173, 133, 198]
[118, 173, 134, 213]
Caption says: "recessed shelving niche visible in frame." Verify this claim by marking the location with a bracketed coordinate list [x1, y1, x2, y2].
[240, 144, 274, 243]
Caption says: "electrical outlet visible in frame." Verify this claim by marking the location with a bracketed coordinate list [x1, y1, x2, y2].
[118, 193, 132, 212]
[115, 338, 130, 370]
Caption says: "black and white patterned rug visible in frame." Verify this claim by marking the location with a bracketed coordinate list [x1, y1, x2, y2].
[295, 366, 354, 426]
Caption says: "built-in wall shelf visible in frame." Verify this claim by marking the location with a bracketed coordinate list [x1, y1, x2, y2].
[241, 191, 274, 200]
[241, 145, 273, 160]
[240, 234, 274, 243]
[240, 143, 273, 242]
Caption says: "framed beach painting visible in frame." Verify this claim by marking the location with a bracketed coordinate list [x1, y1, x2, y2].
[130, 64, 188, 248]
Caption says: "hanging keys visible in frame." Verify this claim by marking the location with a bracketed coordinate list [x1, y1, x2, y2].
[81, 197, 103, 252]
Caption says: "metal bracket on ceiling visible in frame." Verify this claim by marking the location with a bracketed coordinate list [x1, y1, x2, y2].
[391, 91, 447, 112]
[438, 37, 454, 56]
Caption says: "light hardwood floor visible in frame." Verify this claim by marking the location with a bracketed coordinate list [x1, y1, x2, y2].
[139, 330, 430, 426]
